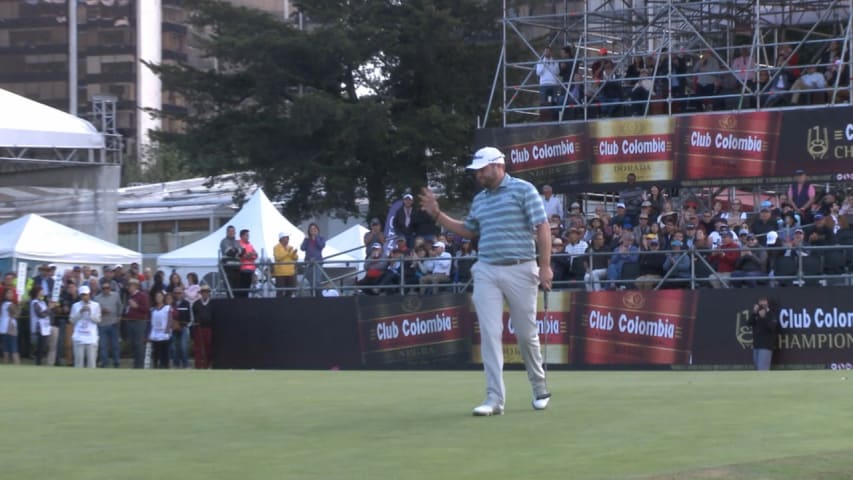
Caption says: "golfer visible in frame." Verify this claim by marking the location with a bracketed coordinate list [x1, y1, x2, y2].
[420, 146, 553, 416]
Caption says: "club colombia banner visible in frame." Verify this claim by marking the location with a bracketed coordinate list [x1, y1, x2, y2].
[473, 105, 853, 190]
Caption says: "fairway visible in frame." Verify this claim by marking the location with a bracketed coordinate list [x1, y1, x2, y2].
[2, 368, 852, 479]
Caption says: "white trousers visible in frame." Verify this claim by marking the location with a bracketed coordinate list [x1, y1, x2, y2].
[584, 268, 607, 291]
[73, 342, 98, 368]
[471, 260, 547, 408]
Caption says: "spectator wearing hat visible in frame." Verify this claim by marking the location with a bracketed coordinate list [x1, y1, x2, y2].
[731, 236, 767, 288]
[788, 169, 816, 222]
[32, 264, 55, 304]
[191, 284, 213, 369]
[69, 285, 101, 368]
[636, 235, 666, 290]
[708, 219, 730, 249]
[363, 217, 387, 257]
[709, 231, 739, 288]
[357, 243, 387, 295]
[541, 185, 563, 220]
[393, 193, 417, 248]
[419, 241, 452, 295]
[808, 213, 834, 246]
[610, 202, 628, 228]
[568, 201, 583, 218]
[784, 228, 810, 258]
[750, 207, 777, 245]
[273, 232, 299, 298]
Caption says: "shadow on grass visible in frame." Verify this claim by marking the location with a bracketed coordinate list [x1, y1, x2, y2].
[638, 450, 853, 480]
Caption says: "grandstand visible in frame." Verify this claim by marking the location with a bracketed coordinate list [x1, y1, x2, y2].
[484, 0, 851, 125]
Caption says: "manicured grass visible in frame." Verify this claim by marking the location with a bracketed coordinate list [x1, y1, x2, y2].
[1, 368, 852, 479]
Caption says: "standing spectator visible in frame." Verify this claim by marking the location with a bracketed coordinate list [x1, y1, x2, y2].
[693, 49, 721, 110]
[393, 193, 417, 248]
[219, 225, 242, 295]
[536, 47, 561, 111]
[191, 285, 213, 369]
[732, 46, 756, 92]
[124, 279, 150, 369]
[184, 272, 201, 305]
[301, 223, 326, 296]
[748, 297, 780, 370]
[619, 173, 644, 224]
[363, 218, 386, 256]
[94, 281, 122, 368]
[541, 185, 562, 220]
[170, 287, 191, 369]
[149, 271, 167, 305]
[55, 281, 77, 366]
[69, 285, 100, 368]
[165, 272, 183, 294]
[148, 292, 172, 369]
[29, 285, 54, 366]
[236, 229, 258, 298]
[272, 232, 299, 298]
[788, 169, 816, 223]
[1, 288, 20, 364]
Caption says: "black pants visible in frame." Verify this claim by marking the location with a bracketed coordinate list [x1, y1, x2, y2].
[237, 270, 254, 298]
[127, 320, 147, 369]
[224, 266, 241, 297]
[152, 340, 170, 369]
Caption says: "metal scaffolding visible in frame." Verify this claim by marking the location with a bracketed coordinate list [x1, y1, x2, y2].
[482, 0, 853, 127]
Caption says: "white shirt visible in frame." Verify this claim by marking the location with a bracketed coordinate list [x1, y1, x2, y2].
[425, 251, 453, 276]
[565, 240, 589, 257]
[542, 195, 563, 219]
[799, 71, 826, 89]
[70, 299, 101, 345]
[321, 288, 340, 297]
[0, 300, 13, 334]
[149, 305, 172, 342]
[30, 298, 50, 335]
[536, 57, 560, 86]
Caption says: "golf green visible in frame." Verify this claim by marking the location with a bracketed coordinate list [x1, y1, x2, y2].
[2, 368, 851, 479]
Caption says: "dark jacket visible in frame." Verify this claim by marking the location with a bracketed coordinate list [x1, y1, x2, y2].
[638, 250, 666, 276]
[749, 308, 781, 350]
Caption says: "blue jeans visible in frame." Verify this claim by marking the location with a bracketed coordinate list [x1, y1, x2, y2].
[753, 348, 773, 371]
[170, 328, 189, 368]
[98, 323, 121, 368]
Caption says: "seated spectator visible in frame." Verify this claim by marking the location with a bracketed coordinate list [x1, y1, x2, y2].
[584, 232, 610, 291]
[606, 232, 639, 290]
[693, 49, 722, 111]
[721, 199, 747, 230]
[790, 65, 828, 105]
[564, 227, 588, 284]
[764, 54, 795, 107]
[404, 244, 430, 292]
[596, 62, 624, 117]
[629, 68, 655, 116]
[550, 237, 570, 285]
[357, 243, 387, 295]
[419, 241, 452, 294]
[709, 231, 739, 288]
[808, 214, 834, 246]
[454, 239, 477, 288]
[663, 239, 692, 285]
[731, 236, 766, 288]
[635, 236, 666, 290]
[377, 247, 406, 294]
[750, 207, 777, 245]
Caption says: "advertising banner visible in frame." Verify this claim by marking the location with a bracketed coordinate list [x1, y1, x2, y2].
[471, 291, 572, 365]
[358, 294, 472, 367]
[474, 105, 853, 190]
[692, 287, 853, 367]
[473, 123, 588, 189]
[571, 289, 698, 365]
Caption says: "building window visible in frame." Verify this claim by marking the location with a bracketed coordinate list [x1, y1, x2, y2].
[118, 222, 139, 251]
[141, 220, 176, 254]
[177, 218, 210, 247]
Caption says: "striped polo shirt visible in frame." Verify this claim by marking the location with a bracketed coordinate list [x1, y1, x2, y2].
[463, 173, 547, 264]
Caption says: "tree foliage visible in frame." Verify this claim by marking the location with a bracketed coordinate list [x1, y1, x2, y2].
[151, 0, 500, 222]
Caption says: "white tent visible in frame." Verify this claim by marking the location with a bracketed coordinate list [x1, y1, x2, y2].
[157, 189, 355, 279]
[326, 224, 369, 263]
[0, 213, 141, 266]
[0, 88, 104, 149]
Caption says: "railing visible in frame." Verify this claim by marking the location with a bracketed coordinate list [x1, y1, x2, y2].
[209, 243, 853, 297]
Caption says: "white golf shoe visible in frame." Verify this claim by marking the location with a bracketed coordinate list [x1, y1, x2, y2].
[472, 403, 504, 416]
[532, 392, 551, 411]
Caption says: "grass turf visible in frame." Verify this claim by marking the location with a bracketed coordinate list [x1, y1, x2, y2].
[2, 368, 852, 479]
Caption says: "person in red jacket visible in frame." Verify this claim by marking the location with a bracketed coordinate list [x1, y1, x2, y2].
[710, 231, 739, 288]
[237, 229, 258, 298]
[124, 278, 150, 368]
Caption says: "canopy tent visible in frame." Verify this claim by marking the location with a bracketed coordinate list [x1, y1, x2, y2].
[157, 189, 356, 286]
[326, 224, 369, 263]
[0, 88, 104, 150]
[0, 214, 141, 273]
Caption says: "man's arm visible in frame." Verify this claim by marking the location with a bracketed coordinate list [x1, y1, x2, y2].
[419, 187, 477, 239]
[536, 222, 553, 291]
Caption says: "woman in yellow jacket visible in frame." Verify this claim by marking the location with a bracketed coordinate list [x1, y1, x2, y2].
[273, 232, 299, 297]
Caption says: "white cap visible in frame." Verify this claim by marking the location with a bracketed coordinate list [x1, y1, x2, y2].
[371, 242, 382, 249]
[465, 147, 505, 170]
[766, 231, 778, 244]
[432, 241, 446, 249]
[278, 231, 290, 239]
[403, 193, 413, 200]
[79, 285, 91, 295]
[616, 202, 626, 209]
